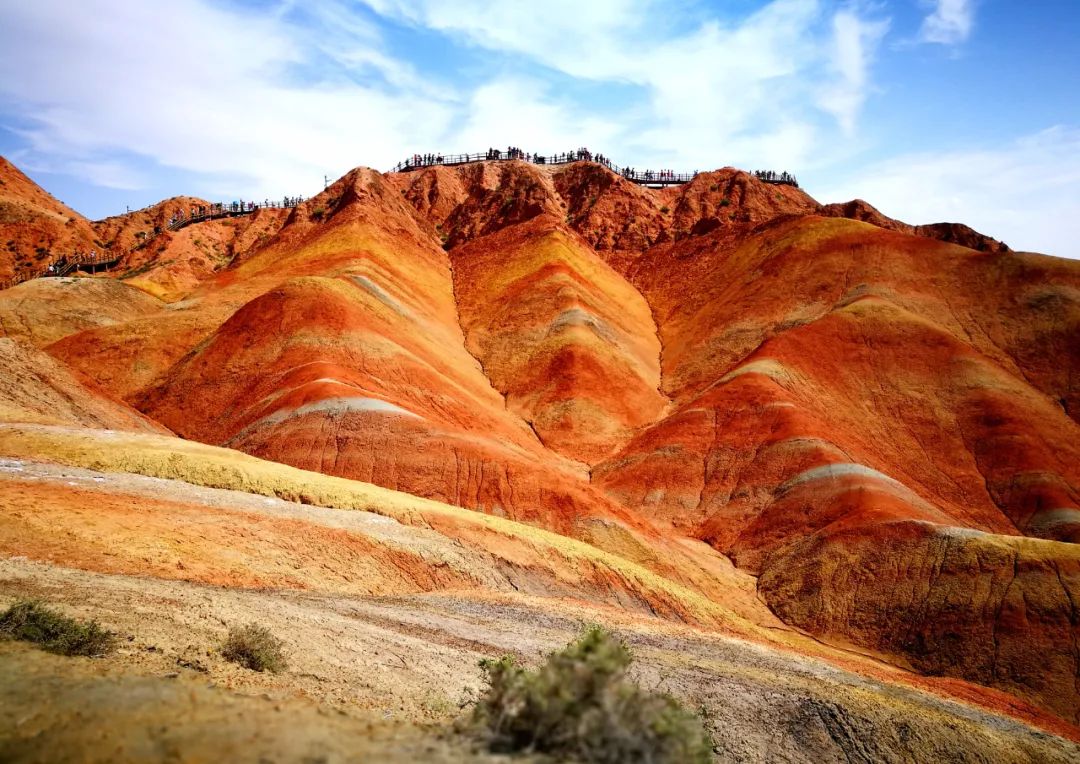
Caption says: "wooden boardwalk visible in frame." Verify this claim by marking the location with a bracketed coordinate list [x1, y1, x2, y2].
[0, 251, 123, 291]
[389, 150, 799, 189]
[0, 200, 302, 292]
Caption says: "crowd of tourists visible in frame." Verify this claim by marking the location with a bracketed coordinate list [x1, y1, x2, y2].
[43, 250, 102, 275]
[394, 146, 695, 183]
[165, 196, 306, 229]
[752, 169, 799, 187]
[393, 146, 799, 188]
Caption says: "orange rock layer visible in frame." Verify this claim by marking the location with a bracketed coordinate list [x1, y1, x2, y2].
[1, 155, 1078, 728]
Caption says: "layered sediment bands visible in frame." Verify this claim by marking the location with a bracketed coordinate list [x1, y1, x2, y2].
[4, 155, 1080, 733]
[598, 294, 1080, 549]
[627, 215, 1080, 410]
[47, 305, 229, 402]
[758, 520, 1080, 724]
[137, 275, 598, 530]
[48, 168, 449, 404]
[136, 216, 633, 531]
[0, 276, 163, 346]
[451, 219, 668, 463]
[628, 217, 1080, 523]
[0, 338, 167, 433]
[0, 424, 769, 632]
[114, 207, 291, 302]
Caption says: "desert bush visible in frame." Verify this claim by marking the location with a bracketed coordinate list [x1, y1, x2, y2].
[472, 625, 711, 763]
[311, 207, 326, 221]
[0, 600, 115, 656]
[660, 205, 670, 214]
[719, 198, 731, 207]
[221, 623, 287, 673]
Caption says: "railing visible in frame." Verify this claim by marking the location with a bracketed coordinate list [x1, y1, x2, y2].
[390, 149, 799, 188]
[0, 250, 122, 291]
[1, 197, 307, 291]
[162, 198, 304, 234]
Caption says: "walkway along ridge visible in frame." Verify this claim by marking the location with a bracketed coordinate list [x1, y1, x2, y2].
[0, 197, 305, 292]
[388, 148, 800, 189]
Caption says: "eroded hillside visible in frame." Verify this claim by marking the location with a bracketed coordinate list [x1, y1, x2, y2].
[1, 154, 1079, 759]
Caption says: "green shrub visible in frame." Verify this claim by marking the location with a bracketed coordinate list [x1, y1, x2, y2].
[221, 623, 287, 673]
[719, 198, 731, 207]
[660, 205, 670, 214]
[311, 207, 326, 221]
[0, 600, 115, 657]
[472, 625, 711, 763]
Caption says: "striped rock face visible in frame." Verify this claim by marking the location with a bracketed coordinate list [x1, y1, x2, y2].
[2, 156, 1080, 736]
[450, 220, 669, 464]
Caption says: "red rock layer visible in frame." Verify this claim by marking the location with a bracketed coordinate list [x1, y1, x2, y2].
[94, 198, 291, 301]
[450, 218, 668, 464]
[0, 156, 100, 280]
[133, 170, 642, 535]
[819, 198, 1011, 253]
[2, 157, 1078, 726]
[0, 337, 168, 433]
[758, 520, 1080, 725]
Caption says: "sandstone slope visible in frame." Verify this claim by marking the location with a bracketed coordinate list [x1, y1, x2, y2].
[0, 339, 168, 433]
[95, 199, 290, 301]
[0, 276, 163, 346]
[1, 155, 1078, 738]
[0, 156, 100, 281]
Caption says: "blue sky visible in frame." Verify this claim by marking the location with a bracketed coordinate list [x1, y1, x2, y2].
[1, 0, 1078, 256]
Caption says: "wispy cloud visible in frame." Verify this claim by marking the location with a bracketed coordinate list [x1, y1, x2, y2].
[919, 0, 975, 45]
[815, 126, 1080, 257]
[0, 0, 891, 202]
[361, 0, 888, 170]
[0, 0, 456, 198]
[819, 8, 890, 135]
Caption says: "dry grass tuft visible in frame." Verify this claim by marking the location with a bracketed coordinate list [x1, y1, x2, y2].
[472, 625, 712, 763]
[221, 623, 288, 673]
[0, 600, 115, 657]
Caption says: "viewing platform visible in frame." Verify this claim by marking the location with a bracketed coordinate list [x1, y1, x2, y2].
[389, 148, 799, 189]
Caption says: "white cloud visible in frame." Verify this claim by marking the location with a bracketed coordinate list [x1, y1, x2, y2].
[452, 79, 623, 153]
[0, 0, 456, 199]
[815, 127, 1080, 258]
[919, 0, 974, 45]
[361, 0, 887, 172]
[361, 0, 645, 81]
[0, 0, 893, 208]
[819, 10, 890, 135]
